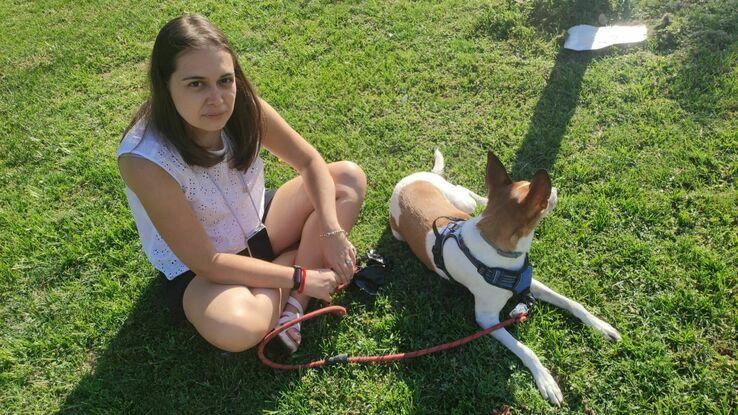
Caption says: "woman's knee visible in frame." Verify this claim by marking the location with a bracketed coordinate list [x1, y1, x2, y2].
[329, 161, 367, 200]
[185, 284, 277, 353]
[209, 306, 272, 353]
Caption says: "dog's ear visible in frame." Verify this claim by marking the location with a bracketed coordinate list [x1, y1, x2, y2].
[524, 169, 551, 214]
[485, 151, 512, 192]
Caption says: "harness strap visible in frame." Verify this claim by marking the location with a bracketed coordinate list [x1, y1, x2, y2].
[432, 216, 465, 282]
[431, 217, 534, 297]
[455, 233, 532, 294]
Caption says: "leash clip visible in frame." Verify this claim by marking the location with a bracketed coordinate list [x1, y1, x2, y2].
[510, 290, 536, 319]
[509, 303, 530, 318]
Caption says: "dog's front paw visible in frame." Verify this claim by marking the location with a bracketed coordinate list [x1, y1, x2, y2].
[593, 318, 622, 341]
[532, 366, 564, 405]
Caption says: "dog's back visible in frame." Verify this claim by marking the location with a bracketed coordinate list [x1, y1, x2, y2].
[390, 180, 468, 269]
[389, 150, 480, 270]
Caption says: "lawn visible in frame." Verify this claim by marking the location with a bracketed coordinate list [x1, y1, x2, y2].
[0, 0, 736, 414]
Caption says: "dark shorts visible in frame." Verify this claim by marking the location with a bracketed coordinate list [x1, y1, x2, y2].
[159, 188, 277, 326]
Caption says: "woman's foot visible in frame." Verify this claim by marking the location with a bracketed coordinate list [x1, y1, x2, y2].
[276, 295, 308, 353]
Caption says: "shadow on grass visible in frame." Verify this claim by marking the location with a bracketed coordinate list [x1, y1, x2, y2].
[55, 278, 296, 414]
[511, 49, 592, 178]
[510, 0, 639, 178]
[470, 0, 618, 179]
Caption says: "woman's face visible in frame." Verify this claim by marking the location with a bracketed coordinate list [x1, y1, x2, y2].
[168, 46, 237, 142]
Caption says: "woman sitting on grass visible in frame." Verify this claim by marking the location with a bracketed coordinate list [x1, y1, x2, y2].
[117, 14, 366, 353]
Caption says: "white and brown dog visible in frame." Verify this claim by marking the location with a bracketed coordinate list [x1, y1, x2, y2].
[389, 149, 621, 405]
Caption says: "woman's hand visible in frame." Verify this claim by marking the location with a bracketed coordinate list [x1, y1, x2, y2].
[302, 268, 341, 302]
[320, 230, 357, 285]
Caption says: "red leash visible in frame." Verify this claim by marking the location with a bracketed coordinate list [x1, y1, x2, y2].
[258, 304, 528, 370]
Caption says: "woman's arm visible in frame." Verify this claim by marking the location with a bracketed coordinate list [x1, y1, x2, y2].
[259, 98, 356, 279]
[117, 155, 337, 300]
[259, 99, 341, 234]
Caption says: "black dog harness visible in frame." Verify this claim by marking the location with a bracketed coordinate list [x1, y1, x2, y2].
[432, 216, 535, 313]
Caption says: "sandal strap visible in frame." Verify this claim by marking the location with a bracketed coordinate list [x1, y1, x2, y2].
[286, 296, 304, 315]
[276, 296, 304, 328]
[277, 311, 299, 326]
[275, 296, 304, 353]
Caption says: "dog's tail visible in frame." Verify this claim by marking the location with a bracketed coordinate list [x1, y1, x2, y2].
[431, 148, 445, 175]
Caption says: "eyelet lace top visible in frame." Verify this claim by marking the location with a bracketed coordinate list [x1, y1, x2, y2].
[117, 119, 265, 279]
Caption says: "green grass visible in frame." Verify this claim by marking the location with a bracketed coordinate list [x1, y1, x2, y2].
[1, 0, 736, 413]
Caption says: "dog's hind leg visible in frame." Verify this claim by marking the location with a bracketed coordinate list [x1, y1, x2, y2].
[475, 309, 563, 405]
[443, 184, 485, 213]
[467, 189, 488, 207]
[530, 279, 621, 341]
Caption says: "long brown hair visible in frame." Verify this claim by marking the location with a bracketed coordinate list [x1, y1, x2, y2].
[124, 14, 262, 170]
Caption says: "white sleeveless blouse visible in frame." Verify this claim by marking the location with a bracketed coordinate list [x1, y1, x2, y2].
[117, 119, 265, 279]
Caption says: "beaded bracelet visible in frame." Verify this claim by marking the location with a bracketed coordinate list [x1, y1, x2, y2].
[320, 229, 347, 238]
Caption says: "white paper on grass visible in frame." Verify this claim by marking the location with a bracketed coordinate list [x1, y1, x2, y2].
[564, 24, 647, 51]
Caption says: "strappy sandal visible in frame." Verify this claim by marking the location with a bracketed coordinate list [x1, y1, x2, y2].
[276, 296, 304, 353]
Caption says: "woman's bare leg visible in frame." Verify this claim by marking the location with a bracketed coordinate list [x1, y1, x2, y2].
[181, 161, 366, 353]
[264, 161, 367, 346]
[182, 249, 297, 352]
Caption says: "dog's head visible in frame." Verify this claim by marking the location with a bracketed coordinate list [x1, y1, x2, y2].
[477, 151, 557, 253]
